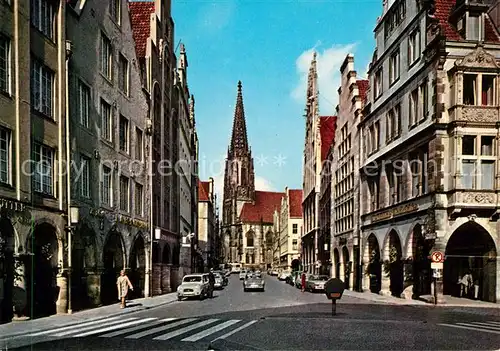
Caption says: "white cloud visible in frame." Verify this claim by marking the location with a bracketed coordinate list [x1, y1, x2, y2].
[198, 2, 235, 33]
[255, 176, 275, 192]
[291, 43, 357, 115]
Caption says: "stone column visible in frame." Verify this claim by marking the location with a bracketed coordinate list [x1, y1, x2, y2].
[152, 263, 162, 296]
[380, 271, 391, 296]
[170, 266, 179, 291]
[56, 271, 68, 314]
[86, 268, 102, 307]
[12, 256, 28, 320]
[161, 264, 171, 294]
[362, 263, 370, 292]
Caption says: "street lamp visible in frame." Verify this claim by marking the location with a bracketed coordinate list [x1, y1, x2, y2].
[67, 206, 79, 315]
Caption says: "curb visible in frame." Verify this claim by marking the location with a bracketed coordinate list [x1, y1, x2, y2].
[0, 296, 178, 340]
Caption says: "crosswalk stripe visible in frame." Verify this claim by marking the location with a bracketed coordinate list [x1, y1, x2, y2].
[154, 319, 219, 341]
[457, 322, 500, 331]
[126, 318, 197, 339]
[181, 320, 241, 342]
[54, 317, 138, 337]
[212, 320, 258, 341]
[100, 318, 177, 338]
[28, 316, 122, 337]
[439, 323, 500, 335]
[72, 318, 158, 337]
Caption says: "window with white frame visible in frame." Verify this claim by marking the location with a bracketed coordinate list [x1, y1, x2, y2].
[100, 99, 112, 141]
[109, 0, 121, 25]
[78, 80, 90, 127]
[420, 80, 428, 120]
[0, 127, 11, 185]
[386, 164, 395, 205]
[33, 143, 54, 195]
[292, 239, 298, 250]
[119, 175, 129, 211]
[462, 73, 496, 106]
[0, 36, 10, 94]
[135, 182, 143, 216]
[100, 32, 112, 79]
[80, 155, 90, 198]
[409, 88, 418, 127]
[389, 49, 400, 85]
[408, 29, 420, 65]
[118, 53, 129, 95]
[386, 110, 394, 143]
[461, 135, 496, 190]
[135, 127, 143, 161]
[374, 68, 382, 98]
[119, 115, 129, 152]
[31, 58, 54, 117]
[101, 165, 112, 206]
[292, 223, 298, 234]
[30, 0, 56, 40]
[467, 13, 481, 41]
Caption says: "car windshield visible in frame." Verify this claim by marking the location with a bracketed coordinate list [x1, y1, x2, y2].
[183, 276, 201, 283]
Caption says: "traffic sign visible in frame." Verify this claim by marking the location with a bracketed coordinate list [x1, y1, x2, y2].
[431, 251, 444, 263]
[431, 262, 443, 269]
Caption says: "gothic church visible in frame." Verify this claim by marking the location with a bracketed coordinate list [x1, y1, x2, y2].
[222, 82, 284, 270]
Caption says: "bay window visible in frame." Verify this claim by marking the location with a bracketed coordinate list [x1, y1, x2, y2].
[460, 134, 496, 190]
[463, 73, 496, 106]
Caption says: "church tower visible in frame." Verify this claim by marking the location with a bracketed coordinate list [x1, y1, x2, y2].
[222, 81, 255, 263]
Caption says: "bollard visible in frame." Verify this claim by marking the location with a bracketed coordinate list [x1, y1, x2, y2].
[331, 299, 337, 316]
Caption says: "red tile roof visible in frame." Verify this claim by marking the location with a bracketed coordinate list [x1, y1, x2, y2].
[129, 1, 155, 58]
[319, 116, 337, 162]
[434, 0, 500, 42]
[198, 180, 210, 202]
[239, 191, 285, 224]
[357, 79, 369, 103]
[288, 189, 303, 218]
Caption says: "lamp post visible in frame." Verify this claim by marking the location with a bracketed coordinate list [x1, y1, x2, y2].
[67, 206, 79, 314]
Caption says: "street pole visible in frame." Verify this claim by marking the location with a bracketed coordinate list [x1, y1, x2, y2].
[65, 40, 73, 315]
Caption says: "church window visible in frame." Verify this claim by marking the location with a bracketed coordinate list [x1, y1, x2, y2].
[246, 231, 254, 247]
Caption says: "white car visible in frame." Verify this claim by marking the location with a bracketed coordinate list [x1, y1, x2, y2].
[177, 274, 209, 300]
[239, 269, 247, 280]
[279, 271, 290, 281]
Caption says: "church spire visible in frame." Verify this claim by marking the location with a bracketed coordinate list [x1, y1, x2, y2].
[305, 52, 319, 123]
[230, 81, 249, 156]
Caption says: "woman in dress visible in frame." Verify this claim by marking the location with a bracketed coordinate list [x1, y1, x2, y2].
[117, 270, 133, 308]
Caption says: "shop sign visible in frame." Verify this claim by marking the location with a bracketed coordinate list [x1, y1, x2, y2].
[0, 197, 32, 225]
[0, 198, 26, 212]
[371, 203, 419, 223]
[116, 214, 149, 230]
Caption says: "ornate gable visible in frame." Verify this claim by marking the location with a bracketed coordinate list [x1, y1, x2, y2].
[455, 45, 500, 71]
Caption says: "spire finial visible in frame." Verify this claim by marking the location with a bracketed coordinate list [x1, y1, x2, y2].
[237, 80, 242, 92]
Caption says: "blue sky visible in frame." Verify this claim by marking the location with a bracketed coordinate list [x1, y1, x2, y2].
[171, 0, 382, 200]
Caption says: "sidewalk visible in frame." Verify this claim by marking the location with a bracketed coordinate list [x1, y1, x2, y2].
[344, 290, 500, 308]
[0, 293, 178, 339]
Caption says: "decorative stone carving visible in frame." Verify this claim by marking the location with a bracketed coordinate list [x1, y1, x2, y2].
[455, 46, 499, 69]
[462, 192, 495, 204]
[462, 107, 498, 123]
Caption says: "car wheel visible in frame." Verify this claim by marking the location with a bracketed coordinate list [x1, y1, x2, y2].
[177, 296, 182, 301]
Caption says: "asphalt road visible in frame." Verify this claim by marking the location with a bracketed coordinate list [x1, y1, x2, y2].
[2, 274, 500, 350]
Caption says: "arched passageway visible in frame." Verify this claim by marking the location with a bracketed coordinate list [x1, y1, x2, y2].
[0, 216, 15, 323]
[72, 223, 97, 311]
[101, 231, 124, 305]
[333, 248, 340, 279]
[129, 235, 146, 299]
[291, 258, 301, 272]
[162, 243, 171, 265]
[444, 222, 497, 302]
[366, 234, 381, 294]
[25, 223, 59, 318]
[411, 224, 431, 298]
[342, 246, 350, 289]
[172, 244, 180, 266]
[385, 230, 404, 297]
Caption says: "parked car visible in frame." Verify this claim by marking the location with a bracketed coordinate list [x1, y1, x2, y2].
[305, 275, 329, 292]
[286, 271, 299, 285]
[214, 270, 228, 286]
[278, 271, 290, 281]
[243, 272, 265, 292]
[177, 274, 209, 300]
[239, 269, 247, 280]
[214, 272, 224, 289]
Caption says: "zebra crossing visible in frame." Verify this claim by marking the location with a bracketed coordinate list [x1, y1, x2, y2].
[438, 320, 500, 335]
[3, 316, 258, 343]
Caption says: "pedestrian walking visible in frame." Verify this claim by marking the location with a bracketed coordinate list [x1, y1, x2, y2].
[208, 268, 215, 298]
[301, 271, 306, 292]
[117, 269, 133, 308]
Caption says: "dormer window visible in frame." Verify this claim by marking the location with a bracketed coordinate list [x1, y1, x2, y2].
[467, 13, 481, 41]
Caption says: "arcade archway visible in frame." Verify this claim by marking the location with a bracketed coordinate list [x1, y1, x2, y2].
[366, 234, 381, 293]
[72, 223, 97, 311]
[333, 248, 340, 279]
[411, 224, 431, 298]
[291, 258, 301, 271]
[444, 222, 497, 302]
[101, 231, 124, 305]
[129, 234, 146, 299]
[385, 230, 403, 297]
[26, 223, 59, 318]
[0, 216, 15, 323]
[342, 246, 350, 289]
